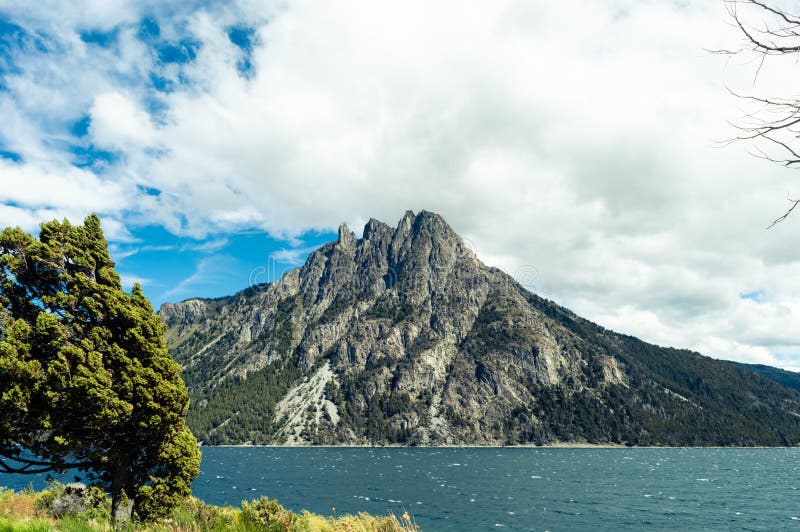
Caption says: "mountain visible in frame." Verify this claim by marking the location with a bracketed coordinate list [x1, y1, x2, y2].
[732, 363, 800, 394]
[161, 210, 800, 446]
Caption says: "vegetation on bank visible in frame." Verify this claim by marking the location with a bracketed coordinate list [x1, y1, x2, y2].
[0, 483, 419, 531]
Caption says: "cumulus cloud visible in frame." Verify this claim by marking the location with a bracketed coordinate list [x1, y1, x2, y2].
[0, 158, 127, 210]
[0, 158, 133, 236]
[90, 92, 157, 150]
[0, 0, 799, 366]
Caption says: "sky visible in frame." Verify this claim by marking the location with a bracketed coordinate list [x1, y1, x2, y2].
[1, 0, 800, 370]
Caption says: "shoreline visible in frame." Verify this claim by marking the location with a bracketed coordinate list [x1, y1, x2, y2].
[207, 442, 800, 449]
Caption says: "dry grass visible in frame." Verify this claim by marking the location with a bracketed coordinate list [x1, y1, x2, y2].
[0, 488, 421, 532]
[0, 489, 39, 520]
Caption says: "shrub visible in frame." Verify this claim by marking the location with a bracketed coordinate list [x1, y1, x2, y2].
[32, 482, 108, 521]
[166, 496, 237, 531]
[239, 497, 298, 531]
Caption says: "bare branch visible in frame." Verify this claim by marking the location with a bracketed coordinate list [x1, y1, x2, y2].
[721, 1, 800, 223]
[767, 196, 800, 228]
[746, 0, 800, 26]
[0, 451, 93, 475]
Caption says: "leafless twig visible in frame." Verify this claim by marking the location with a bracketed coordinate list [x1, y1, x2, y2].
[767, 195, 800, 227]
[722, 1, 800, 225]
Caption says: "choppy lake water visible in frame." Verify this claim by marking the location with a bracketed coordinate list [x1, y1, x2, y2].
[4, 447, 800, 530]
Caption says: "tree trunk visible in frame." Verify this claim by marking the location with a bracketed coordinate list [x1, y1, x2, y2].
[110, 456, 134, 524]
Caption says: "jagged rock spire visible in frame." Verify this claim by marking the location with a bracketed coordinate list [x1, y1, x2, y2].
[337, 222, 356, 250]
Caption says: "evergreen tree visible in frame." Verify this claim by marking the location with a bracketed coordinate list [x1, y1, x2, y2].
[0, 215, 200, 522]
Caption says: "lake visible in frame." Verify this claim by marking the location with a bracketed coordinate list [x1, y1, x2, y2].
[3, 447, 800, 530]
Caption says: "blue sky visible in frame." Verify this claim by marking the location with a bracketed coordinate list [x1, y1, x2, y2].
[110, 226, 336, 307]
[1, 1, 800, 369]
[0, 6, 335, 307]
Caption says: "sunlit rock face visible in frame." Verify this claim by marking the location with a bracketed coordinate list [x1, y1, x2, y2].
[162, 211, 800, 447]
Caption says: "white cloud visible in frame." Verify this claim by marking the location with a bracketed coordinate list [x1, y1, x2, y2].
[270, 245, 320, 265]
[108, 243, 176, 261]
[0, 158, 133, 239]
[90, 92, 156, 150]
[181, 238, 229, 253]
[1, 0, 800, 367]
[118, 272, 152, 289]
[0, 0, 140, 31]
[0, 204, 47, 233]
[0, 158, 129, 211]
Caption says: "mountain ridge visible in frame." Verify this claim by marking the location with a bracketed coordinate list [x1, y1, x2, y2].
[731, 362, 800, 394]
[161, 210, 800, 446]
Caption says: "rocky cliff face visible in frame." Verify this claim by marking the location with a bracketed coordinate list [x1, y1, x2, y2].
[162, 211, 800, 446]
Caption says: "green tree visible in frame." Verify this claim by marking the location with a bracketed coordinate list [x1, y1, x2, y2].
[0, 215, 200, 523]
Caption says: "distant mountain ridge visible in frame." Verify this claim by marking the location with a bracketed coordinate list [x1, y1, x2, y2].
[733, 363, 800, 394]
[161, 210, 800, 446]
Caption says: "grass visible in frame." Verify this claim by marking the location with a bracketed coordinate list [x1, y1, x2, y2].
[0, 484, 420, 532]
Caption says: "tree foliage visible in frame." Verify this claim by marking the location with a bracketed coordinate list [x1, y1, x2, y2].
[0, 215, 200, 522]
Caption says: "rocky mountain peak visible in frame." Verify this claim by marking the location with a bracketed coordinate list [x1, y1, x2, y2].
[162, 211, 800, 448]
[398, 209, 416, 229]
[392, 209, 452, 236]
[409, 209, 461, 245]
[363, 218, 392, 240]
